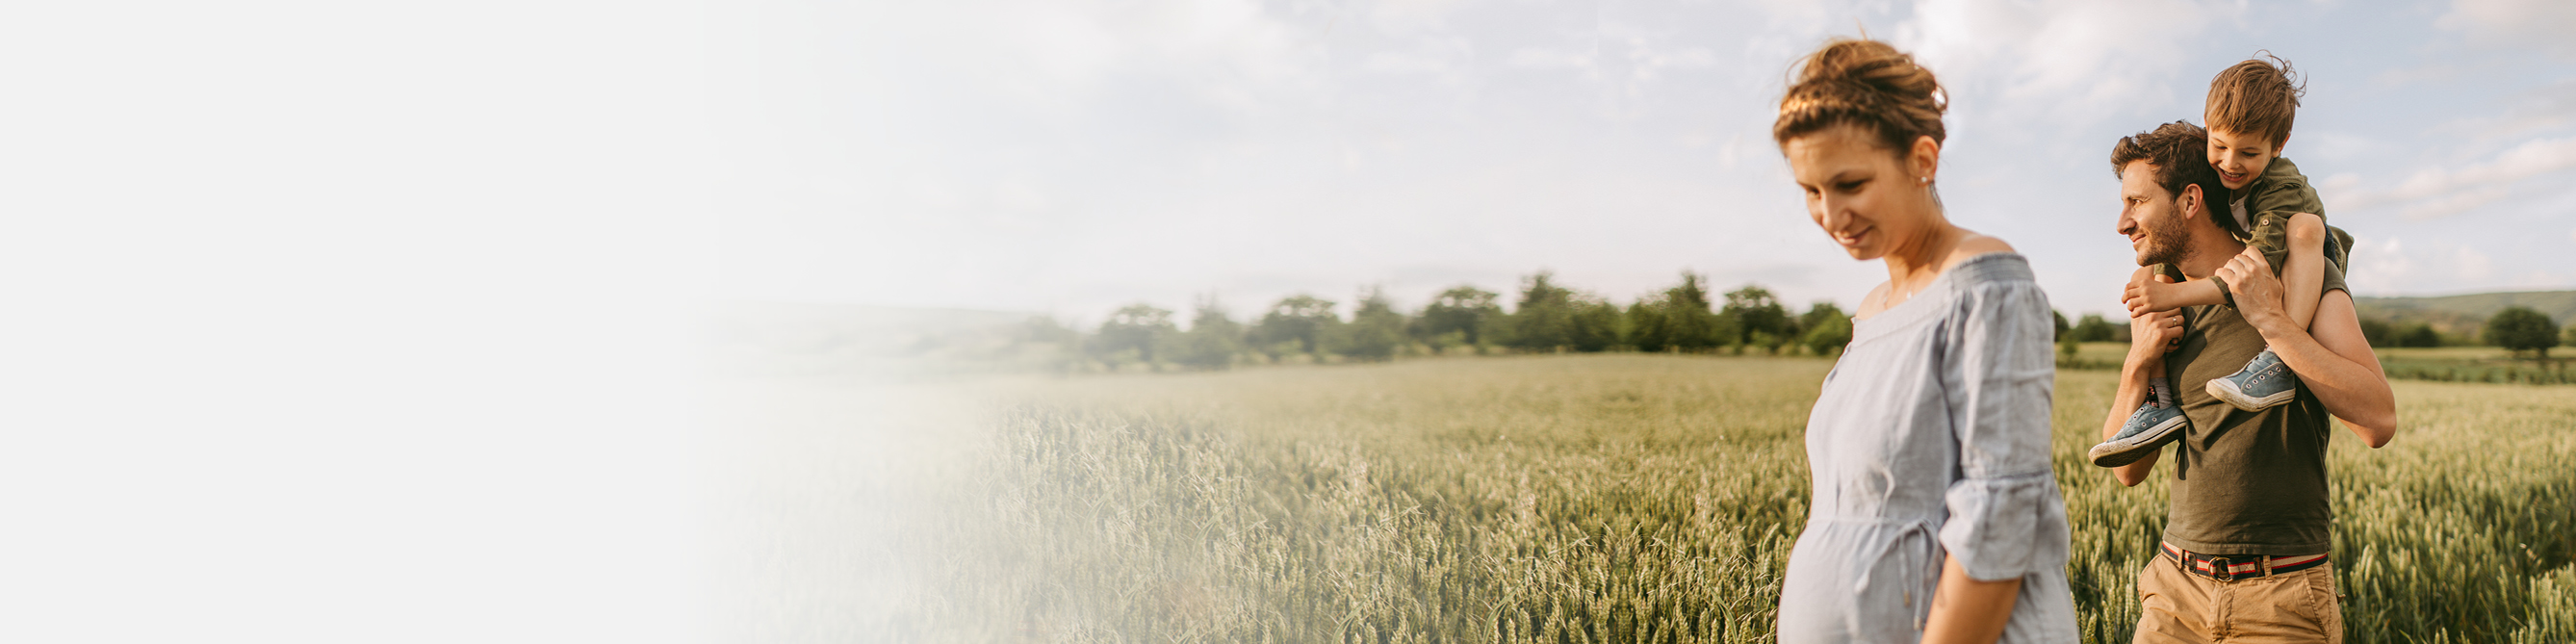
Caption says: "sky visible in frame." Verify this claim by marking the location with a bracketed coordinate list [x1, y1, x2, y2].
[715, 0, 2576, 325]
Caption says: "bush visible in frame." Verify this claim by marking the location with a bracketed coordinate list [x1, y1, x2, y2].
[2360, 317, 2396, 348]
[1567, 296, 1624, 352]
[2073, 314, 2120, 343]
[1169, 298, 1245, 371]
[1337, 288, 1408, 362]
[1094, 303, 1176, 365]
[1801, 313, 1853, 355]
[2398, 322, 2443, 348]
[2486, 306, 2561, 359]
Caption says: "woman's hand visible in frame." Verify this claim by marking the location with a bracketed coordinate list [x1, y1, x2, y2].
[1920, 557, 2022, 644]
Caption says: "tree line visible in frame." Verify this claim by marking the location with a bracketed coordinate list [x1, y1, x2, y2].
[2357, 308, 2569, 356]
[1063, 271, 1863, 371]
[1044, 272, 2570, 372]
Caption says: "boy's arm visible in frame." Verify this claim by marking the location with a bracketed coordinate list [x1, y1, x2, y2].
[2125, 272, 2227, 318]
[2217, 249, 2397, 446]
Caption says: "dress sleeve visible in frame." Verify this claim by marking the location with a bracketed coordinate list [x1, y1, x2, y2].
[1937, 278, 2072, 581]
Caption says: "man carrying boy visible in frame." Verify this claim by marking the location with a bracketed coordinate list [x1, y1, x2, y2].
[2090, 55, 2361, 466]
[2098, 119, 2395, 642]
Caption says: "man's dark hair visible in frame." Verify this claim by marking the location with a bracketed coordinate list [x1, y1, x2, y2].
[2110, 120, 2235, 235]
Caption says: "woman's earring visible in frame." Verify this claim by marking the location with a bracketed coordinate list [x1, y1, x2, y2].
[1919, 177, 1931, 186]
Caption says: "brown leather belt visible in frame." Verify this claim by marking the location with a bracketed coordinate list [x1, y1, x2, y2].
[2161, 542, 2329, 581]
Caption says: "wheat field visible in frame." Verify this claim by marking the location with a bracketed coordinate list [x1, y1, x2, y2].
[718, 354, 2576, 643]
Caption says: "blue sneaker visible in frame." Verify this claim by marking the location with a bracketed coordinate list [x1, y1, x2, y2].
[2206, 348, 2298, 411]
[2089, 401, 2188, 467]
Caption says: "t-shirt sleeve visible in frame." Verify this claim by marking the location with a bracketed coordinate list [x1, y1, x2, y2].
[2249, 164, 2324, 224]
[1938, 279, 2074, 581]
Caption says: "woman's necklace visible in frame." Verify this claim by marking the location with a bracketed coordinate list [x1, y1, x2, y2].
[1883, 228, 1960, 308]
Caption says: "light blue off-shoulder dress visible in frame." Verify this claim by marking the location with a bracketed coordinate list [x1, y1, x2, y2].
[1776, 253, 2079, 642]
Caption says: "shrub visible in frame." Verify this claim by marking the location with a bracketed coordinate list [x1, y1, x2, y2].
[2486, 306, 2561, 359]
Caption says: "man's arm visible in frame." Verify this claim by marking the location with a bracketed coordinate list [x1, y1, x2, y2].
[2103, 305, 2183, 486]
[2102, 269, 2187, 486]
[2216, 249, 2398, 446]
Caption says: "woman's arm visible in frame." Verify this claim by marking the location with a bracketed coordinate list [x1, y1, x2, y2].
[1930, 272, 2058, 642]
[1922, 556, 2020, 644]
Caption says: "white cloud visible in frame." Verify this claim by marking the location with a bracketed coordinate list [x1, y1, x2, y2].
[1363, 49, 1456, 74]
[2457, 245, 2495, 281]
[2397, 186, 2512, 220]
[2344, 237, 2535, 295]
[2346, 135, 2576, 219]
[2314, 172, 2363, 204]
[1507, 47, 1594, 70]
[2439, 0, 2576, 58]
[1894, 0, 2233, 127]
[1366, 0, 1470, 35]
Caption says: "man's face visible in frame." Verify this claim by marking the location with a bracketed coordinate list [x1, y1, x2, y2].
[2203, 124, 2280, 192]
[2117, 159, 2193, 268]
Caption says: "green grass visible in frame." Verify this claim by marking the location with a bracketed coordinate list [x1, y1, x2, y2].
[2374, 347, 2574, 385]
[821, 354, 2576, 643]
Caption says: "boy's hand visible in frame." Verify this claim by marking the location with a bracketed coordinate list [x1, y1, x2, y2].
[2124, 272, 2179, 318]
[2126, 273, 2186, 354]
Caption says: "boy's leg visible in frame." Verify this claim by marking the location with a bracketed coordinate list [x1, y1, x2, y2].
[2280, 213, 2327, 331]
[2209, 213, 2323, 411]
[2092, 360, 2186, 467]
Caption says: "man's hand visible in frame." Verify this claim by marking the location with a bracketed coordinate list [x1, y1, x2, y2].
[2215, 247, 2290, 336]
[2132, 307, 2184, 357]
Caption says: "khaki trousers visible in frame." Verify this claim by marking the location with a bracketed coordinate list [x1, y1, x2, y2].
[2134, 552, 2341, 643]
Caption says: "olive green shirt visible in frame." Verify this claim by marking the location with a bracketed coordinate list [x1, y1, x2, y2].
[2154, 156, 2353, 299]
[2228, 156, 2355, 288]
[2156, 274, 2346, 556]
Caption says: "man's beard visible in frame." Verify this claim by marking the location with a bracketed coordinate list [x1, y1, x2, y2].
[2136, 215, 2194, 268]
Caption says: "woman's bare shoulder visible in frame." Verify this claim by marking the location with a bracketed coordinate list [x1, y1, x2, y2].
[1944, 231, 2016, 269]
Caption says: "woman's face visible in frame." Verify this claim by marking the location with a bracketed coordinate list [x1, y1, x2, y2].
[1782, 125, 1935, 261]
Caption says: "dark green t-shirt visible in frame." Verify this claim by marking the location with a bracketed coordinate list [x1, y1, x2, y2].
[2158, 282, 2342, 556]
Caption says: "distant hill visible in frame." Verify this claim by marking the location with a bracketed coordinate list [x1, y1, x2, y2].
[2353, 291, 2576, 337]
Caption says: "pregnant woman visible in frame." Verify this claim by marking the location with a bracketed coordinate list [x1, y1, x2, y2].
[1769, 39, 2079, 643]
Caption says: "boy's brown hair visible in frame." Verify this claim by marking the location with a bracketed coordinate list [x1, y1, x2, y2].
[2112, 120, 2236, 235]
[2205, 52, 2306, 147]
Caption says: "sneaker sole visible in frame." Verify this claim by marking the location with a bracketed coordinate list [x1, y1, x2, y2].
[2089, 414, 2187, 468]
[2205, 377, 2297, 412]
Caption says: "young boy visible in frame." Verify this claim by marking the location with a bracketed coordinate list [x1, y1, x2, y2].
[2089, 53, 2357, 467]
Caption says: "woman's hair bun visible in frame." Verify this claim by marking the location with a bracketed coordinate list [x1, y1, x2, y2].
[1774, 39, 1947, 154]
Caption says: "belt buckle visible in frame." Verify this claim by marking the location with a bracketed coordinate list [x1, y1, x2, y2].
[2209, 555, 2234, 582]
